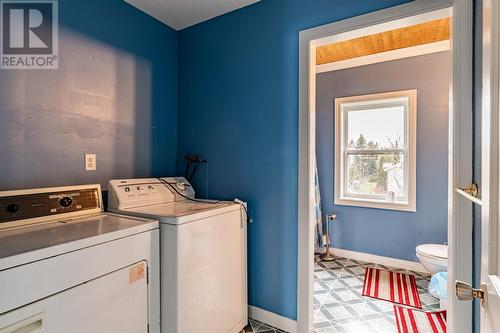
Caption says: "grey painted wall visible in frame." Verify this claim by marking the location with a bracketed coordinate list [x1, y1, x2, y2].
[0, 0, 178, 191]
[316, 51, 450, 261]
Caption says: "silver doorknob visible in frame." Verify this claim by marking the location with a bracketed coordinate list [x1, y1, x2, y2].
[455, 280, 486, 307]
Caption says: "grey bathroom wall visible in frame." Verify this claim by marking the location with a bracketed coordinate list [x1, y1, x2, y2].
[0, 0, 178, 191]
[316, 51, 450, 261]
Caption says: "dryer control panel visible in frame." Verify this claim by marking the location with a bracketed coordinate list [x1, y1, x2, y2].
[107, 177, 195, 210]
[0, 185, 102, 228]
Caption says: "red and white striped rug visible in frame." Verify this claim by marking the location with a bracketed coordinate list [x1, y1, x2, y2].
[394, 306, 447, 333]
[362, 267, 422, 308]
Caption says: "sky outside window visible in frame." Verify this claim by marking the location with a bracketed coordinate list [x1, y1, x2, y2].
[347, 106, 405, 149]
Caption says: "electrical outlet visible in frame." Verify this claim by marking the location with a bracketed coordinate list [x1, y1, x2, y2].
[85, 153, 96, 171]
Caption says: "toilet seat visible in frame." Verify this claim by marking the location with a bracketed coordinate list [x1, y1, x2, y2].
[416, 244, 447, 259]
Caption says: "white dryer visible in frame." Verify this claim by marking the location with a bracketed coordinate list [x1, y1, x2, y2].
[108, 177, 247, 333]
[0, 184, 160, 333]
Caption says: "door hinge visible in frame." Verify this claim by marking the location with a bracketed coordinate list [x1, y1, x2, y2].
[455, 280, 487, 307]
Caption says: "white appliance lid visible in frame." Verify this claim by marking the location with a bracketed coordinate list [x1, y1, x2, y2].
[416, 244, 448, 259]
[0, 213, 158, 261]
[118, 200, 241, 225]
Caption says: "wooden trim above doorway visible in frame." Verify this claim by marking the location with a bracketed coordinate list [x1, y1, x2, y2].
[316, 17, 450, 65]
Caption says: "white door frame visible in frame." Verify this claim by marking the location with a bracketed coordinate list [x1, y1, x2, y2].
[481, 0, 500, 331]
[297, 0, 473, 332]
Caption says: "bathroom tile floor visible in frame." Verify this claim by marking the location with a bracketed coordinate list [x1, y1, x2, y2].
[313, 254, 441, 333]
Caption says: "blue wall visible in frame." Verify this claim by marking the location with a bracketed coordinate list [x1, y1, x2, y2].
[0, 0, 178, 190]
[316, 52, 449, 262]
[177, 0, 410, 320]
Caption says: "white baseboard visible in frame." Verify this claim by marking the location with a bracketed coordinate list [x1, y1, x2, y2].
[324, 247, 428, 274]
[248, 305, 297, 333]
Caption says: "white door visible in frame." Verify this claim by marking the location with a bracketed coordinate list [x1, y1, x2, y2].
[0, 261, 149, 333]
[480, 0, 500, 331]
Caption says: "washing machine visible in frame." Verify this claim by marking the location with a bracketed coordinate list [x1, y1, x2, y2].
[0, 184, 160, 333]
[107, 177, 247, 333]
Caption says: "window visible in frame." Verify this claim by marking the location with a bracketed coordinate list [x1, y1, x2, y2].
[334, 90, 417, 211]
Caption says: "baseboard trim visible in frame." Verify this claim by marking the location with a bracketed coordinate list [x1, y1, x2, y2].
[325, 247, 428, 274]
[248, 305, 297, 333]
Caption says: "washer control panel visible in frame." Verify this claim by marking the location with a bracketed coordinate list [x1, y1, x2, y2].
[108, 177, 195, 210]
[0, 187, 101, 224]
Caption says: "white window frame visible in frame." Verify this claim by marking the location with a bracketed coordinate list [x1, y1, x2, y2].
[334, 90, 417, 212]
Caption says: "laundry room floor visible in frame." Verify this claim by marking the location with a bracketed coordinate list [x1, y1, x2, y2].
[244, 318, 288, 333]
[313, 255, 441, 333]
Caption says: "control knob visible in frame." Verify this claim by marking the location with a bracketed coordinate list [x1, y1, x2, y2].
[6, 204, 19, 213]
[60, 197, 73, 208]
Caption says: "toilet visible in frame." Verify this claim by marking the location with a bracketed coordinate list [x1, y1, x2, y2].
[416, 244, 448, 309]
[416, 244, 448, 275]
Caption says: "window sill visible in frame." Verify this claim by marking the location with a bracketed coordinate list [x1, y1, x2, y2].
[334, 196, 416, 212]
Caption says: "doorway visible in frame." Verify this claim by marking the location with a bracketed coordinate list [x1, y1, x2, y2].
[298, 0, 473, 332]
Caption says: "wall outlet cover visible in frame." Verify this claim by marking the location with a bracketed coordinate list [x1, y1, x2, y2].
[85, 153, 97, 171]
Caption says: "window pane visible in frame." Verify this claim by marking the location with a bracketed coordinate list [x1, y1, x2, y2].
[346, 153, 406, 201]
[347, 106, 405, 150]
